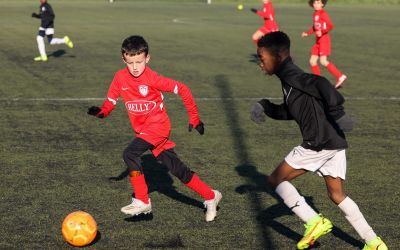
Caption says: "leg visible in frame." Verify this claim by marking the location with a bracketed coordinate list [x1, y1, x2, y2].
[269, 161, 318, 221]
[157, 149, 215, 200]
[309, 54, 320, 75]
[325, 176, 380, 245]
[252, 29, 265, 45]
[323, 175, 346, 204]
[122, 137, 154, 203]
[35, 29, 47, 61]
[157, 149, 222, 222]
[322, 56, 347, 88]
[120, 138, 154, 216]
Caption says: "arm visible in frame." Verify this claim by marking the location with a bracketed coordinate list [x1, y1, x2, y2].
[254, 3, 274, 20]
[250, 99, 292, 124]
[88, 74, 120, 118]
[259, 99, 293, 120]
[152, 73, 203, 132]
[321, 11, 334, 35]
[293, 75, 345, 120]
[31, 12, 41, 18]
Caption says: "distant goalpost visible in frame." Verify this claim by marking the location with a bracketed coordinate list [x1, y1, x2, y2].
[207, 0, 211, 4]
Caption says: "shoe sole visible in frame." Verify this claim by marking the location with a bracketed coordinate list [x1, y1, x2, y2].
[121, 209, 152, 216]
[297, 222, 332, 249]
[335, 76, 347, 89]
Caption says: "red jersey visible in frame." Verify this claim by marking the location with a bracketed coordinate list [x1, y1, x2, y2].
[306, 9, 333, 40]
[99, 67, 200, 139]
[256, 2, 279, 31]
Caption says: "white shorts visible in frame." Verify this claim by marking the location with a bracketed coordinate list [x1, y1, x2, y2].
[39, 27, 54, 35]
[285, 146, 347, 179]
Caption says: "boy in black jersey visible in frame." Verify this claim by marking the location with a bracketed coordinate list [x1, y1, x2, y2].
[250, 31, 387, 250]
[31, 0, 74, 61]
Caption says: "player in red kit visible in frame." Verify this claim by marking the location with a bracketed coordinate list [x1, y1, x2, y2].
[251, 0, 279, 45]
[87, 36, 222, 222]
[302, 0, 347, 88]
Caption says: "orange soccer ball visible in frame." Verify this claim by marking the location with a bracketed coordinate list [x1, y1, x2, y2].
[61, 211, 98, 247]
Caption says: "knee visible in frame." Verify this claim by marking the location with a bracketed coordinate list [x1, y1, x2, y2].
[36, 35, 44, 43]
[327, 190, 346, 204]
[320, 58, 329, 66]
[122, 147, 141, 164]
[309, 58, 317, 66]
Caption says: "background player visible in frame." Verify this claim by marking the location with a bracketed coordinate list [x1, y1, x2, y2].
[31, 0, 73, 62]
[302, 0, 346, 88]
[250, 31, 387, 250]
[251, 0, 279, 45]
[87, 35, 222, 222]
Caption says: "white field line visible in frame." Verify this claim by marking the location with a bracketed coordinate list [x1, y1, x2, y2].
[1, 97, 400, 102]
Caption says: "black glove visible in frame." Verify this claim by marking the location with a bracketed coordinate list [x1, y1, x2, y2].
[250, 102, 266, 124]
[250, 8, 257, 13]
[31, 13, 39, 18]
[87, 106, 104, 118]
[336, 114, 355, 132]
[189, 121, 204, 135]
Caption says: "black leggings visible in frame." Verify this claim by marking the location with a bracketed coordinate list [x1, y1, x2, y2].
[122, 137, 193, 183]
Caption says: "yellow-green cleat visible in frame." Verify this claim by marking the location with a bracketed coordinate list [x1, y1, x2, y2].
[362, 237, 388, 250]
[64, 36, 74, 48]
[33, 55, 48, 62]
[297, 214, 333, 249]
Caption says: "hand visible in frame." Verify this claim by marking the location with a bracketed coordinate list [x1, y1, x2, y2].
[31, 12, 39, 18]
[336, 114, 355, 132]
[301, 32, 308, 38]
[188, 121, 204, 135]
[315, 30, 322, 37]
[250, 8, 257, 13]
[87, 106, 104, 118]
[250, 102, 266, 124]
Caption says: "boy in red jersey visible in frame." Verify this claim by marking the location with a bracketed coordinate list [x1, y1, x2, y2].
[251, 31, 387, 250]
[251, 0, 279, 45]
[302, 0, 346, 88]
[87, 36, 222, 222]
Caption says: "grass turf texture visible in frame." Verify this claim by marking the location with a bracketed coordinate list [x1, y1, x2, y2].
[1, 1, 399, 249]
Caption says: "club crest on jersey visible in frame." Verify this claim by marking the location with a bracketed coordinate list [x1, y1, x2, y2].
[138, 85, 149, 97]
[125, 100, 156, 115]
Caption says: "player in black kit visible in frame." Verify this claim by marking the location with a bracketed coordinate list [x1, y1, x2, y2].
[250, 31, 387, 250]
[31, 0, 74, 62]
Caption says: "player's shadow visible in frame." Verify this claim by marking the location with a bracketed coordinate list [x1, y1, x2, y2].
[108, 154, 204, 222]
[48, 49, 75, 58]
[235, 164, 364, 249]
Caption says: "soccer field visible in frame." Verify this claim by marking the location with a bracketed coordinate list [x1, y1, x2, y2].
[0, 0, 399, 249]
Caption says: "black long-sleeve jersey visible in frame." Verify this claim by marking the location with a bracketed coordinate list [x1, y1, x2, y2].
[33, 2, 55, 28]
[259, 57, 348, 151]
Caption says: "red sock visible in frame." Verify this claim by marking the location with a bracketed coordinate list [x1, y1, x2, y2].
[311, 65, 321, 75]
[129, 174, 149, 204]
[185, 174, 215, 200]
[326, 63, 343, 79]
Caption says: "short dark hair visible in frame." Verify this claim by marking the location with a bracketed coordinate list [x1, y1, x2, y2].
[257, 31, 290, 57]
[308, 0, 328, 8]
[121, 35, 149, 56]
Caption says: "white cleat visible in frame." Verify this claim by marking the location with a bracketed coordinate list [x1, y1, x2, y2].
[121, 198, 152, 216]
[335, 74, 347, 89]
[204, 190, 222, 222]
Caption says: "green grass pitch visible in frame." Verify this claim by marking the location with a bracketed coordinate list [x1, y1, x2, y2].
[0, 0, 399, 249]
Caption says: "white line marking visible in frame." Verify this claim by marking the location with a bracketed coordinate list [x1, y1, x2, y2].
[1, 97, 400, 102]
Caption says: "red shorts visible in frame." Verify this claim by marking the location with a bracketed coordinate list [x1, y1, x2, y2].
[137, 133, 176, 157]
[311, 35, 331, 56]
[258, 26, 278, 35]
